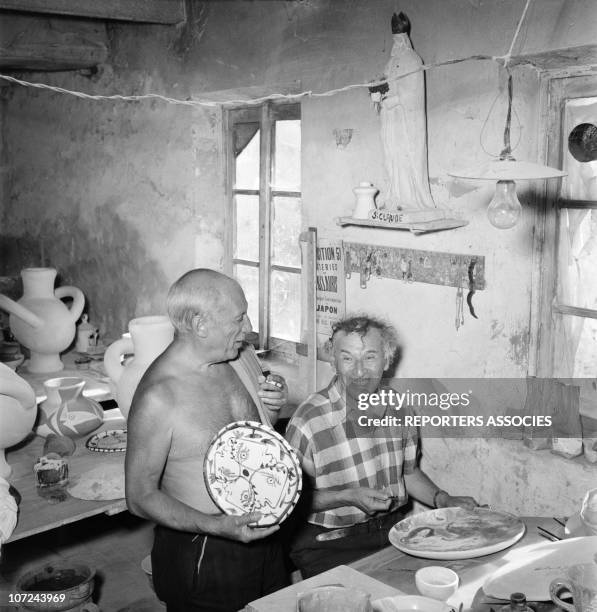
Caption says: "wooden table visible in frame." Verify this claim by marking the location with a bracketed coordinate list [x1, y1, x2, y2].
[247, 517, 565, 612]
[5, 410, 127, 543]
[351, 517, 565, 609]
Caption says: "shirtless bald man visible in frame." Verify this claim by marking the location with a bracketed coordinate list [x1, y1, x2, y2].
[125, 269, 289, 612]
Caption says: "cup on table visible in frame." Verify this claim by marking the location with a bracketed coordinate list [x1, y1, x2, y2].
[415, 566, 459, 601]
[297, 585, 371, 612]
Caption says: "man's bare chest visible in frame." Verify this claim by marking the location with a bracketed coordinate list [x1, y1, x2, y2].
[170, 364, 260, 456]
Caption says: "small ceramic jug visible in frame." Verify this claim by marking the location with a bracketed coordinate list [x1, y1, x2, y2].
[36, 377, 103, 439]
[352, 182, 377, 219]
[76, 314, 99, 353]
[0, 363, 36, 478]
[550, 563, 597, 612]
[0, 268, 85, 373]
[103, 316, 174, 418]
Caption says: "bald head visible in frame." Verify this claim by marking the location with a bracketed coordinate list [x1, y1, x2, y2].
[167, 269, 244, 335]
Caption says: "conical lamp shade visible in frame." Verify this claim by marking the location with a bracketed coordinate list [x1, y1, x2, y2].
[449, 159, 566, 181]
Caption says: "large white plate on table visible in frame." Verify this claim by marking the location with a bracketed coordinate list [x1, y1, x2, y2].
[483, 536, 597, 601]
[389, 507, 525, 560]
[204, 421, 302, 527]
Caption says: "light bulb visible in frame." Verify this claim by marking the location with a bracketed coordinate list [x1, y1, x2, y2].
[487, 180, 522, 229]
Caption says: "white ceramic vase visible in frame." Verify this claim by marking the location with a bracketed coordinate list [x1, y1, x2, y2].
[103, 316, 174, 418]
[352, 182, 377, 218]
[0, 268, 85, 373]
[0, 362, 36, 478]
[36, 377, 103, 439]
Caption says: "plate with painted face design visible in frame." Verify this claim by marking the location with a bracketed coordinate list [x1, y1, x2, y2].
[203, 421, 302, 527]
[389, 507, 525, 560]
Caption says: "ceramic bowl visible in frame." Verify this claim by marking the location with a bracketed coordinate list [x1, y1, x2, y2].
[415, 566, 459, 601]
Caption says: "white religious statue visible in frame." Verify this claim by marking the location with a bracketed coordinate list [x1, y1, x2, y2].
[372, 13, 437, 211]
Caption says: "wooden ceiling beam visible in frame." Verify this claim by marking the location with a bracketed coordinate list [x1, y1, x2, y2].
[0, 41, 108, 71]
[506, 44, 597, 71]
[0, 14, 109, 71]
[0, 0, 186, 25]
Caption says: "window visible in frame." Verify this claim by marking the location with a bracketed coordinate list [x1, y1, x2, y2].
[534, 73, 597, 378]
[225, 103, 302, 349]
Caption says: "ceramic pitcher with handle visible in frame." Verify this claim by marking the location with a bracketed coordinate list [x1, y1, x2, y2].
[550, 563, 597, 612]
[0, 268, 85, 373]
[103, 315, 174, 418]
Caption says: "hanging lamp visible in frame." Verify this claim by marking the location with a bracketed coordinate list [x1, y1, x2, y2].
[449, 72, 566, 229]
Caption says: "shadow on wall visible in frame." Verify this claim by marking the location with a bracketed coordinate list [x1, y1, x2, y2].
[0, 205, 169, 341]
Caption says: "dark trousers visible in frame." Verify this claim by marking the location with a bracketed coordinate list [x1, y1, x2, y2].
[289, 510, 404, 579]
[151, 525, 289, 612]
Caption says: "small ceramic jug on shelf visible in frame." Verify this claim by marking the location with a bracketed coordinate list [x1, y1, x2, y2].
[76, 314, 99, 353]
[352, 182, 377, 219]
[103, 316, 174, 418]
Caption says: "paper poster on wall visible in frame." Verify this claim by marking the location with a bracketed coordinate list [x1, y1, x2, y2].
[316, 240, 346, 360]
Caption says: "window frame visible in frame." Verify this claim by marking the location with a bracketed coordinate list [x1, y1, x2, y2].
[531, 68, 597, 377]
[223, 101, 302, 351]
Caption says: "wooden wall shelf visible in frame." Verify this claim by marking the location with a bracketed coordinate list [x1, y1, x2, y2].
[336, 216, 468, 235]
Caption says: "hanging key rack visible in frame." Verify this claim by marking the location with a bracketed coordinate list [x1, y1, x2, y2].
[343, 242, 485, 290]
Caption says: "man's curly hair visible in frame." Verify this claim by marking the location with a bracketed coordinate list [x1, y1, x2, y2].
[326, 315, 399, 365]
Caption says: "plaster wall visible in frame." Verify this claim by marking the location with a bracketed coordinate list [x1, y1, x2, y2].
[2, 0, 596, 514]
[2, 18, 225, 334]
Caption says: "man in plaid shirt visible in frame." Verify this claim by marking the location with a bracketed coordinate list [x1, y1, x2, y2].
[285, 315, 477, 577]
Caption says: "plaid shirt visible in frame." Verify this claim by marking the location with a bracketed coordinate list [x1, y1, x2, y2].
[285, 378, 418, 528]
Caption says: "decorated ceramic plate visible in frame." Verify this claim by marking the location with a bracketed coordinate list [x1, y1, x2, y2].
[389, 507, 525, 560]
[86, 429, 127, 453]
[204, 421, 302, 527]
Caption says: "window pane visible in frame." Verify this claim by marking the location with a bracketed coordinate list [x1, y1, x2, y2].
[234, 194, 259, 261]
[274, 120, 301, 191]
[562, 97, 597, 201]
[234, 123, 260, 190]
[270, 270, 300, 341]
[234, 264, 259, 333]
[556, 208, 597, 309]
[271, 196, 301, 267]
[553, 313, 597, 377]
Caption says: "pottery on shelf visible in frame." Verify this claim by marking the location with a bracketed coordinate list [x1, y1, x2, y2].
[352, 182, 378, 219]
[75, 314, 99, 353]
[0, 362, 36, 478]
[36, 377, 103, 439]
[0, 268, 85, 373]
[103, 315, 174, 418]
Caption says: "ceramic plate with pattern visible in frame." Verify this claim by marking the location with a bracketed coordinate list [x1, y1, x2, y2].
[86, 429, 127, 453]
[204, 421, 302, 527]
[389, 507, 525, 560]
